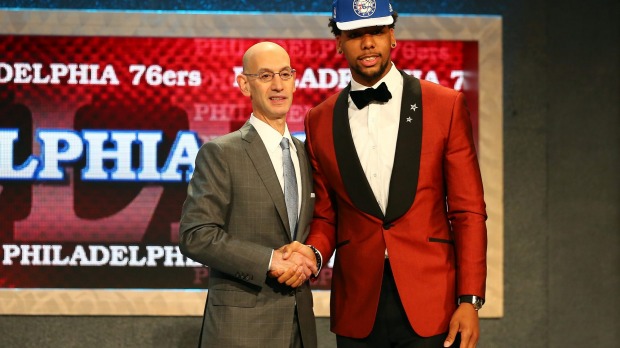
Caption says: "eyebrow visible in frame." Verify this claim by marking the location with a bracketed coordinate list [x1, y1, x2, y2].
[256, 67, 292, 72]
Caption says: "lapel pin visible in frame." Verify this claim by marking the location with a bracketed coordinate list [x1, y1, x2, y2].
[410, 104, 418, 111]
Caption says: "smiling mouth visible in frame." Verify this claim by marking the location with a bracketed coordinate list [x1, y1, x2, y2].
[360, 55, 379, 66]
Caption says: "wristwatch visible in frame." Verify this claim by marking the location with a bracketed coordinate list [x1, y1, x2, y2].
[307, 245, 322, 274]
[457, 295, 485, 311]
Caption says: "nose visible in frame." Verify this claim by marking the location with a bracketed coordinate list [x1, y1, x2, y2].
[361, 34, 375, 50]
[271, 74, 284, 91]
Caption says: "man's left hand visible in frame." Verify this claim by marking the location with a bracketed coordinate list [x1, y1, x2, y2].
[443, 304, 480, 348]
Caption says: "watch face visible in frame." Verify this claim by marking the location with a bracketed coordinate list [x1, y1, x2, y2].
[459, 296, 483, 310]
[474, 297, 485, 310]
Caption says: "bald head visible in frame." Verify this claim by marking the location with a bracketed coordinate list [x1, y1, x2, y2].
[236, 41, 296, 133]
[242, 41, 290, 72]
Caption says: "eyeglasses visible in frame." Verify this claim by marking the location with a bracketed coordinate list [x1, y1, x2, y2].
[242, 69, 296, 82]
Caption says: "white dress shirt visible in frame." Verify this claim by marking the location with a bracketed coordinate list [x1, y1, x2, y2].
[249, 114, 302, 217]
[348, 64, 403, 214]
[250, 114, 303, 271]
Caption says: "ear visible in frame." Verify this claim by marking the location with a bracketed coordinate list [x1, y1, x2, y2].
[237, 74, 251, 96]
[335, 36, 342, 54]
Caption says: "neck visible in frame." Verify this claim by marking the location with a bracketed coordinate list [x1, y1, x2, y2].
[253, 113, 287, 135]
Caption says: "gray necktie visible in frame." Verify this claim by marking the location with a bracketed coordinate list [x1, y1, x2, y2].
[280, 137, 298, 239]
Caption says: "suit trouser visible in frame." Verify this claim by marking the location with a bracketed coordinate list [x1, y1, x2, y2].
[291, 306, 303, 348]
[337, 259, 460, 348]
[196, 300, 304, 348]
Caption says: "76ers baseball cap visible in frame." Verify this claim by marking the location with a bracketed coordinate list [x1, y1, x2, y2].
[332, 0, 394, 31]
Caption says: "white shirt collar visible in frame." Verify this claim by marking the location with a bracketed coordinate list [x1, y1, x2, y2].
[350, 62, 402, 95]
[249, 114, 296, 153]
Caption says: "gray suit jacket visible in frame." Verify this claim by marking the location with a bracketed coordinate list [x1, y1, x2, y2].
[179, 121, 317, 348]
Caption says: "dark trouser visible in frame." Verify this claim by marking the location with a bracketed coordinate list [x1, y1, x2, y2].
[337, 259, 460, 348]
[291, 306, 303, 348]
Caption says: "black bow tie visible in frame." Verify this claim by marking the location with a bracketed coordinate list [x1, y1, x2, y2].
[349, 82, 393, 109]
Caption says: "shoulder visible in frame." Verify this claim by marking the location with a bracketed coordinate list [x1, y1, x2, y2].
[307, 90, 341, 118]
[199, 129, 244, 154]
[418, 78, 460, 100]
[291, 135, 304, 148]
[305, 90, 343, 134]
[211, 129, 243, 145]
[398, 69, 460, 99]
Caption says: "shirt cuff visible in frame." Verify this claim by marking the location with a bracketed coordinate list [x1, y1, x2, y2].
[268, 249, 274, 272]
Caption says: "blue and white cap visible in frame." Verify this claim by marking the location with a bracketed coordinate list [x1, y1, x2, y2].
[332, 0, 394, 31]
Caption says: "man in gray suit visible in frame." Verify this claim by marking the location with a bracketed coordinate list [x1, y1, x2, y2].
[179, 42, 318, 348]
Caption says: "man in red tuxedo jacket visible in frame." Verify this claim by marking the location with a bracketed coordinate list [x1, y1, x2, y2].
[284, 1, 487, 347]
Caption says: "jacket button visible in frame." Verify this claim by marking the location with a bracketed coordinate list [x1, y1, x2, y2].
[383, 223, 392, 230]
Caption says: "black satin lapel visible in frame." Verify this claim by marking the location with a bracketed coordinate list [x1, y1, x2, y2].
[333, 86, 384, 220]
[242, 124, 291, 236]
[384, 72, 422, 223]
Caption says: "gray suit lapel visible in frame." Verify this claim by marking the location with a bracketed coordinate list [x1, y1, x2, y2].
[292, 136, 312, 242]
[240, 122, 291, 238]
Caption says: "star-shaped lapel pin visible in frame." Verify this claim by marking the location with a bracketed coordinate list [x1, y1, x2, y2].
[410, 104, 418, 112]
[406, 117, 413, 123]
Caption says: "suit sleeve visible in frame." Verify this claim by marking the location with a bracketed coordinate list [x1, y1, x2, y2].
[304, 108, 338, 266]
[179, 141, 272, 288]
[445, 92, 488, 298]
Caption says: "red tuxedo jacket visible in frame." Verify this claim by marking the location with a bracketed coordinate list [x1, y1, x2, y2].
[304, 71, 487, 338]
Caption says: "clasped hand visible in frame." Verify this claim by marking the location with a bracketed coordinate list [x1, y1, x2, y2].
[267, 241, 317, 288]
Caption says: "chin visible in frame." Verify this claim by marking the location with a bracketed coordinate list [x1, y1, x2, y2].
[270, 107, 290, 118]
[356, 66, 384, 80]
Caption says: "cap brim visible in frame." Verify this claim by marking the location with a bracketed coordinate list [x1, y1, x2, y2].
[336, 15, 394, 31]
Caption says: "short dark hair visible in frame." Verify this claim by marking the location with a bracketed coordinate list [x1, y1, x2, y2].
[328, 12, 399, 36]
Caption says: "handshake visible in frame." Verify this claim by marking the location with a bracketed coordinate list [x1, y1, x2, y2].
[268, 241, 318, 288]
